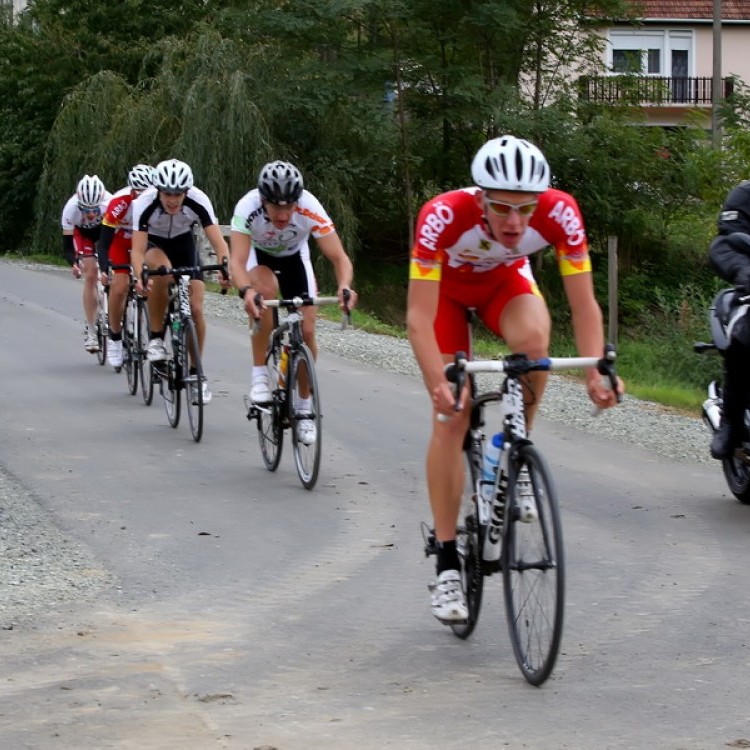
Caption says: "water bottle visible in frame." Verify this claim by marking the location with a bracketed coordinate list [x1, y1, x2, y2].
[482, 432, 505, 562]
[278, 346, 289, 387]
[481, 433, 504, 499]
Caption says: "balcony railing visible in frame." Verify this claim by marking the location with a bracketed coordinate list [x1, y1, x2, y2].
[578, 75, 735, 106]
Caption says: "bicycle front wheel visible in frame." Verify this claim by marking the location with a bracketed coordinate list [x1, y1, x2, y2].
[137, 302, 154, 406]
[182, 319, 203, 443]
[123, 300, 138, 395]
[256, 346, 283, 471]
[503, 443, 565, 687]
[95, 295, 107, 366]
[160, 331, 180, 429]
[289, 343, 321, 490]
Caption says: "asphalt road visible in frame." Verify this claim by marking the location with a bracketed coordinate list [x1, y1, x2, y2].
[0, 260, 748, 750]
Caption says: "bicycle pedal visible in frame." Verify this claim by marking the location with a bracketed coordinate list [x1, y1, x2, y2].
[421, 522, 437, 557]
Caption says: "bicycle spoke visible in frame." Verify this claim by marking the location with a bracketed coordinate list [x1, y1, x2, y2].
[160, 327, 180, 428]
[503, 444, 565, 686]
[289, 344, 321, 490]
[137, 302, 154, 406]
[183, 319, 203, 443]
[255, 346, 283, 471]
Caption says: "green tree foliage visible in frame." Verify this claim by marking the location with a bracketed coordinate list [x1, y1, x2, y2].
[4, 0, 750, 341]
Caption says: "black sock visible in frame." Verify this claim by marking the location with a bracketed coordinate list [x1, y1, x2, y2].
[149, 330, 162, 340]
[436, 540, 460, 574]
[109, 331, 122, 342]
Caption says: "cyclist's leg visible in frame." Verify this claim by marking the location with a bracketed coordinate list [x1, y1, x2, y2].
[247, 252, 280, 403]
[74, 233, 99, 330]
[143, 242, 170, 360]
[483, 259, 551, 430]
[107, 235, 131, 336]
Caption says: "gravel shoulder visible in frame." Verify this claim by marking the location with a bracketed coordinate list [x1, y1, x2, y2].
[0, 261, 713, 627]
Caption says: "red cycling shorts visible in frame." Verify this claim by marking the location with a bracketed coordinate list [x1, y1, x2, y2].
[73, 229, 96, 259]
[434, 258, 542, 355]
[108, 232, 131, 273]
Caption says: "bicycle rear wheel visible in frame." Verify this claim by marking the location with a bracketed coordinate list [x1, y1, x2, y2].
[256, 346, 283, 471]
[137, 302, 154, 406]
[503, 443, 565, 686]
[289, 343, 321, 490]
[182, 318, 203, 443]
[95, 288, 107, 366]
[160, 331, 180, 428]
[123, 299, 138, 395]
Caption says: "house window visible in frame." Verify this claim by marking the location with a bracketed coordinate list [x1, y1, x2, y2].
[608, 30, 693, 78]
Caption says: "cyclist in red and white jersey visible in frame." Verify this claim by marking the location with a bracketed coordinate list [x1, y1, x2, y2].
[96, 164, 155, 369]
[130, 158, 230, 404]
[407, 135, 624, 624]
[61, 175, 112, 353]
[229, 160, 357, 445]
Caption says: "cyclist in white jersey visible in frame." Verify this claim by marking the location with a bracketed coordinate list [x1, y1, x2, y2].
[229, 160, 357, 445]
[61, 175, 112, 353]
[130, 158, 230, 404]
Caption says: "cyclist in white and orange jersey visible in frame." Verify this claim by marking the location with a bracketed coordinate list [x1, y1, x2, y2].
[230, 160, 357, 445]
[97, 164, 155, 369]
[61, 174, 112, 353]
[407, 135, 623, 625]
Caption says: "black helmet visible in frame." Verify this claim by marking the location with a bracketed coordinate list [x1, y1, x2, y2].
[257, 161, 303, 205]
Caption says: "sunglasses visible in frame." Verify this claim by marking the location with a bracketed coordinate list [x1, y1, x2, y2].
[484, 198, 538, 217]
[78, 204, 101, 214]
[160, 189, 187, 196]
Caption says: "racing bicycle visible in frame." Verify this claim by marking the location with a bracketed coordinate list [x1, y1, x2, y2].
[245, 292, 350, 490]
[142, 260, 228, 442]
[424, 312, 619, 685]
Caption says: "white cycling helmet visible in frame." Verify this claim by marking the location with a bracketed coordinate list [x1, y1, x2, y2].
[76, 174, 106, 208]
[127, 163, 155, 190]
[257, 160, 303, 205]
[471, 135, 550, 193]
[153, 158, 194, 192]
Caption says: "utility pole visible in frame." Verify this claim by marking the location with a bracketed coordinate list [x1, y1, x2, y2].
[712, 0, 723, 148]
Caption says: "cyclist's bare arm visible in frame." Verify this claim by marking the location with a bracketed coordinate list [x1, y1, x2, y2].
[229, 230, 261, 319]
[316, 232, 357, 311]
[562, 272, 623, 408]
[203, 223, 231, 290]
[131, 230, 149, 292]
[407, 277, 463, 415]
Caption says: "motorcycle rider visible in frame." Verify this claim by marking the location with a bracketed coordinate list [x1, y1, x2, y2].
[707, 179, 750, 459]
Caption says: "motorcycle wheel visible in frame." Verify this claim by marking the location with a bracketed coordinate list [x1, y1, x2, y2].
[722, 441, 750, 505]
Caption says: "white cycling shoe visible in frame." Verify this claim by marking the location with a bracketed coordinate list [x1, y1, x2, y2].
[429, 569, 468, 624]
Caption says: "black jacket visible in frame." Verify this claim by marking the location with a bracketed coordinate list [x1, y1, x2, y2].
[709, 180, 750, 288]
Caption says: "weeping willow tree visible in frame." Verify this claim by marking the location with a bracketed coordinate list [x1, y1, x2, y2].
[33, 71, 133, 257]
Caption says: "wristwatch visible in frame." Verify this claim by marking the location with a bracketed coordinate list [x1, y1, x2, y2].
[238, 285, 253, 299]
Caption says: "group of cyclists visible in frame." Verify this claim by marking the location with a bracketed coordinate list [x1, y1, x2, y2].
[62, 136, 631, 627]
[62, 158, 356, 420]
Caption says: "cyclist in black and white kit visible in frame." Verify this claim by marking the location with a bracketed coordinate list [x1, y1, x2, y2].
[131, 158, 230, 404]
[229, 160, 357, 445]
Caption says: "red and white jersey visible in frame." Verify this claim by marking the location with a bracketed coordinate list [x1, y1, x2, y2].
[60, 190, 113, 233]
[410, 187, 590, 283]
[230, 189, 336, 258]
[101, 187, 136, 238]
